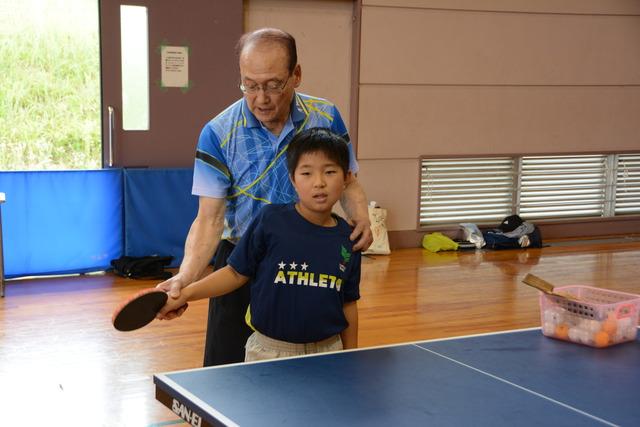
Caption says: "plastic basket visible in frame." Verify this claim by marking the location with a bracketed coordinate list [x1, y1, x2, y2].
[539, 285, 640, 348]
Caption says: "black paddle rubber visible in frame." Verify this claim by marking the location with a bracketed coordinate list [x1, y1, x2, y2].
[112, 288, 168, 332]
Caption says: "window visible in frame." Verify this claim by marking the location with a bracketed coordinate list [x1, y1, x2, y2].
[420, 157, 516, 225]
[120, 5, 149, 131]
[420, 153, 640, 226]
[0, 0, 101, 170]
[616, 154, 640, 215]
[519, 155, 607, 219]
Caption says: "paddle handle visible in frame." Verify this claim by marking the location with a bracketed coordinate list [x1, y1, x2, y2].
[522, 274, 581, 302]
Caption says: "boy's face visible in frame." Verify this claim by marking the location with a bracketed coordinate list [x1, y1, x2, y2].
[290, 151, 349, 218]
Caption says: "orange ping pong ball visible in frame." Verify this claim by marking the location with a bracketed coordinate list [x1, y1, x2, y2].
[601, 314, 618, 336]
[555, 324, 570, 340]
[594, 331, 610, 348]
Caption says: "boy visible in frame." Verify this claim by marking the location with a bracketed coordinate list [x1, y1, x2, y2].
[158, 128, 361, 361]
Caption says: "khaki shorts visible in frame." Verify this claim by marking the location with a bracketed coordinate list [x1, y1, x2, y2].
[245, 330, 343, 362]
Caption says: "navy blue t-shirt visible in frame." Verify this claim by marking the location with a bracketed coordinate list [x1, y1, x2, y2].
[227, 203, 361, 343]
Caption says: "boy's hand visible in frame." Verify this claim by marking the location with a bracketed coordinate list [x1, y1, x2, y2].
[155, 273, 193, 319]
[156, 293, 189, 321]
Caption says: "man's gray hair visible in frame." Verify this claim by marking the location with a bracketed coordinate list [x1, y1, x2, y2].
[236, 28, 298, 73]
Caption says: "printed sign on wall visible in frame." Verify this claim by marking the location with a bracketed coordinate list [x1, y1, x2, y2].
[161, 46, 189, 88]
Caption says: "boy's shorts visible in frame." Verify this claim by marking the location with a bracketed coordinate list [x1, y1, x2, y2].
[245, 330, 343, 362]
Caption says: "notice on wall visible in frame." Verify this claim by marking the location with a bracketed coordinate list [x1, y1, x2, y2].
[161, 46, 188, 88]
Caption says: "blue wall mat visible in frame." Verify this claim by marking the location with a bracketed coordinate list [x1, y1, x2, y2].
[123, 168, 198, 267]
[0, 170, 123, 278]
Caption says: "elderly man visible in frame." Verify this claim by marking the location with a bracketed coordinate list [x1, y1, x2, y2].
[158, 28, 372, 366]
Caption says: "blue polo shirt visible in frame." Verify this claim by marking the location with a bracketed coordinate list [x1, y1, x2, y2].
[192, 93, 358, 242]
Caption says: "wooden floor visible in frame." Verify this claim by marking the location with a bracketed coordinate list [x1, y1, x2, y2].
[1, 239, 639, 426]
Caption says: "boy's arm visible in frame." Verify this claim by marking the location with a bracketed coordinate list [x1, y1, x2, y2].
[340, 301, 359, 349]
[157, 265, 249, 319]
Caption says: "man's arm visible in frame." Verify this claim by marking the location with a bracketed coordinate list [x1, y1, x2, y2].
[156, 196, 226, 300]
[340, 301, 359, 349]
[340, 175, 373, 252]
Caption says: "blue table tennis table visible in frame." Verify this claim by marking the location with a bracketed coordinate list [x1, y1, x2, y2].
[154, 328, 639, 426]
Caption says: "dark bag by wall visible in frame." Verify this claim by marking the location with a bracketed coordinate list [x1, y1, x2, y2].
[483, 225, 543, 250]
[110, 255, 173, 280]
[528, 226, 543, 248]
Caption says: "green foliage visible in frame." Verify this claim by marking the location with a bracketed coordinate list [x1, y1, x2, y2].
[0, 1, 100, 170]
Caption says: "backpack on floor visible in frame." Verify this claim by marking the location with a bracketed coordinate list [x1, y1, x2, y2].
[110, 255, 173, 280]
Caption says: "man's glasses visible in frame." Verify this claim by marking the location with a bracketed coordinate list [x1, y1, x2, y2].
[239, 75, 290, 96]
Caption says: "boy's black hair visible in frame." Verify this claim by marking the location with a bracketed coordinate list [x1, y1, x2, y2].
[286, 128, 350, 177]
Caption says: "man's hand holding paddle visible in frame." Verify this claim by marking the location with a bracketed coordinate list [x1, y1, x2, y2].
[111, 275, 192, 332]
[156, 283, 191, 321]
[111, 287, 189, 332]
[155, 273, 191, 320]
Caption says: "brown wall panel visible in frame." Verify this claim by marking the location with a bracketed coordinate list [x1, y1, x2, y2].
[147, 1, 242, 167]
[100, 0, 243, 167]
[357, 159, 419, 230]
[358, 85, 640, 159]
[362, 0, 640, 15]
[244, 0, 354, 128]
[239, 1, 640, 240]
[388, 217, 640, 249]
[360, 7, 640, 85]
[356, 1, 640, 237]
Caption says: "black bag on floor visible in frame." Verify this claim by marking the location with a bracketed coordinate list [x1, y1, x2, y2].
[110, 255, 173, 280]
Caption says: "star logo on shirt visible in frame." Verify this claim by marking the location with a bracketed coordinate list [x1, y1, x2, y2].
[278, 261, 286, 270]
[300, 262, 308, 271]
[289, 261, 298, 270]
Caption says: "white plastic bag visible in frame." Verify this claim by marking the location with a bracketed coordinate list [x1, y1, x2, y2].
[363, 202, 390, 255]
[459, 223, 485, 249]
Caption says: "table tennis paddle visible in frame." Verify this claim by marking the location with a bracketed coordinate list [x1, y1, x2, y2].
[522, 273, 581, 302]
[112, 288, 187, 331]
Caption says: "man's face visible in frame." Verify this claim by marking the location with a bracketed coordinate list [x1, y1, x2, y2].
[239, 42, 301, 134]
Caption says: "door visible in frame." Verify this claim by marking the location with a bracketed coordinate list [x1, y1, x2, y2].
[99, 0, 242, 168]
